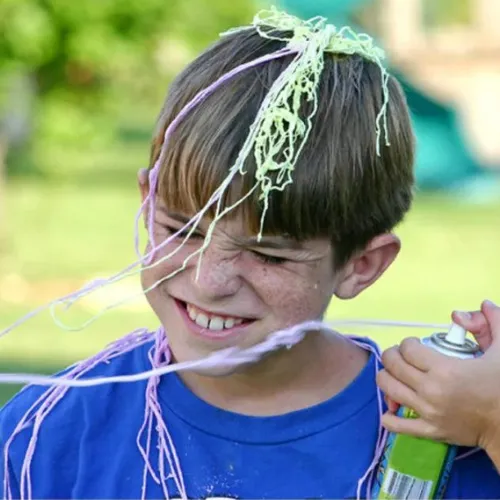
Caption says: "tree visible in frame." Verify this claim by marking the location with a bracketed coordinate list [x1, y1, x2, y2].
[0, 0, 255, 247]
[0, 0, 256, 174]
[0, 0, 182, 167]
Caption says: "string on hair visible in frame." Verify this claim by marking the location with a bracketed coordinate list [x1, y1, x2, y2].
[1, 9, 390, 336]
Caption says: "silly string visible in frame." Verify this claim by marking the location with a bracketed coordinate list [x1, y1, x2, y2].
[0, 8, 390, 335]
[0, 8, 431, 500]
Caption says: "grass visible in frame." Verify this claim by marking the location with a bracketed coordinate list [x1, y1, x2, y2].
[0, 180, 499, 405]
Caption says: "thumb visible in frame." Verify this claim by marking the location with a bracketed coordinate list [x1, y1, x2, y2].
[452, 308, 491, 351]
[481, 300, 500, 349]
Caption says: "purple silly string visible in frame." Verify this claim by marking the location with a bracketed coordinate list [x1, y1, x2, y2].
[136, 333, 170, 496]
[134, 192, 151, 259]
[147, 167, 160, 257]
[3, 329, 154, 500]
[145, 328, 186, 499]
[347, 336, 387, 500]
[1, 320, 315, 500]
[0, 47, 300, 340]
[137, 46, 297, 266]
[1, 321, 482, 500]
[456, 447, 482, 460]
[0, 211, 203, 338]
[0, 320, 318, 388]
[2, 322, 382, 500]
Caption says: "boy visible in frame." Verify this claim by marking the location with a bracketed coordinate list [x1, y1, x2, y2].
[1, 9, 499, 500]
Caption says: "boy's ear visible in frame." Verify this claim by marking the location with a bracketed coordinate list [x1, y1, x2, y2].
[137, 168, 151, 228]
[334, 234, 401, 299]
[138, 168, 149, 203]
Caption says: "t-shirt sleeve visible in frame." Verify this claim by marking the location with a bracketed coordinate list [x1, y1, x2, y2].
[445, 448, 500, 499]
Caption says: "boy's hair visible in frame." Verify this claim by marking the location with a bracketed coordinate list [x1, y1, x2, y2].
[149, 28, 415, 268]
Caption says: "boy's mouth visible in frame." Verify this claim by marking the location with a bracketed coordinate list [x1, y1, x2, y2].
[175, 299, 254, 334]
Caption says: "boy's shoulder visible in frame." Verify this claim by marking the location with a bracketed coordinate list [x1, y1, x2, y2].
[0, 333, 155, 440]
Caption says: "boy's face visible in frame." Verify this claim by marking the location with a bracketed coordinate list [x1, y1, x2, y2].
[141, 201, 339, 363]
[138, 171, 401, 364]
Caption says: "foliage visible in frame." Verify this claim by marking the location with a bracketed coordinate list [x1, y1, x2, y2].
[0, 0, 255, 175]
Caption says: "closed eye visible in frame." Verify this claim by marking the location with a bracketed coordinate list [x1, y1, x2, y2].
[251, 251, 288, 265]
[164, 225, 204, 239]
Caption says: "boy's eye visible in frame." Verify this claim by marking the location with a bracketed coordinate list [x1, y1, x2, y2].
[164, 225, 203, 239]
[252, 251, 288, 265]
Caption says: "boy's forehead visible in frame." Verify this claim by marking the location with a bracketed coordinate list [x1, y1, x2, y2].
[158, 206, 313, 251]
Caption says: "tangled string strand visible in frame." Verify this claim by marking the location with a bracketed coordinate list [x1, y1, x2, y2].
[0, 9, 390, 336]
[2, 319, 455, 500]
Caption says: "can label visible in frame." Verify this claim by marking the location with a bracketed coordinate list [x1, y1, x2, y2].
[372, 406, 455, 499]
[372, 332, 480, 499]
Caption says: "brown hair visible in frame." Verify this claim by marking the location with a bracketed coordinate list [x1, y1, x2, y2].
[149, 28, 415, 268]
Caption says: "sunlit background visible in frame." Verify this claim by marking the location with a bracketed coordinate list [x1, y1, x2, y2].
[0, 0, 499, 404]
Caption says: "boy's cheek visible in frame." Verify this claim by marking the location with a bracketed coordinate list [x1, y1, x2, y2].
[145, 242, 195, 272]
[140, 254, 186, 295]
[262, 282, 331, 325]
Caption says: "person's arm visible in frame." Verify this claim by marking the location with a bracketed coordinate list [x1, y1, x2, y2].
[376, 300, 500, 459]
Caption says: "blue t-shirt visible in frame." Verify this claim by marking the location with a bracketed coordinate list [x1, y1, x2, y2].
[0, 337, 499, 499]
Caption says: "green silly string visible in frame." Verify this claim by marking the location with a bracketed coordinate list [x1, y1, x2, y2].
[219, 7, 391, 243]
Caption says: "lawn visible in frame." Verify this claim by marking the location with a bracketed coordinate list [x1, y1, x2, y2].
[0, 179, 499, 405]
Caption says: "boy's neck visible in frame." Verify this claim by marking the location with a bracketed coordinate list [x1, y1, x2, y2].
[177, 332, 369, 416]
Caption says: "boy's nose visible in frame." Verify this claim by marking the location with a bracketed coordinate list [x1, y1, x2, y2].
[191, 251, 241, 299]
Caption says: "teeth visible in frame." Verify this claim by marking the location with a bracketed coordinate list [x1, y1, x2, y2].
[208, 317, 224, 330]
[187, 306, 197, 321]
[195, 313, 209, 328]
[185, 303, 245, 330]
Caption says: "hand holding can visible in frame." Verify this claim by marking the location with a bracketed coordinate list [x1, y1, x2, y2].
[377, 300, 500, 466]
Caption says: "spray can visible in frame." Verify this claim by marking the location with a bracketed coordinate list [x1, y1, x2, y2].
[372, 323, 481, 500]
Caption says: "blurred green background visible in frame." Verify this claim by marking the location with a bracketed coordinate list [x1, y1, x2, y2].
[0, 0, 499, 405]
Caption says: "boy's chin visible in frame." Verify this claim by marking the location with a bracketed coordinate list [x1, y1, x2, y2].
[185, 335, 295, 378]
[170, 338, 271, 378]
[190, 364, 248, 377]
